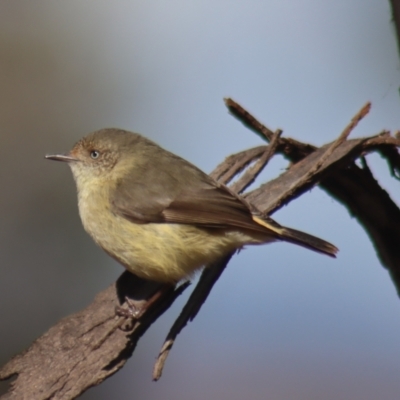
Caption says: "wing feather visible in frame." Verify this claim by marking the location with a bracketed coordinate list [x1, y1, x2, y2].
[111, 161, 271, 234]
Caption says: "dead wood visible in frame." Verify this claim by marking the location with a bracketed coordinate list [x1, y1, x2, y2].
[1, 100, 399, 399]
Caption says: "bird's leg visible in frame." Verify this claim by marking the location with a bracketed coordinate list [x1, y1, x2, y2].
[115, 284, 173, 331]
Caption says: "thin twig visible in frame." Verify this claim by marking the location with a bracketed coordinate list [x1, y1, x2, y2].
[224, 97, 275, 141]
[152, 252, 234, 380]
[224, 97, 316, 161]
[304, 102, 371, 177]
[254, 102, 371, 214]
[210, 146, 267, 183]
[230, 129, 282, 194]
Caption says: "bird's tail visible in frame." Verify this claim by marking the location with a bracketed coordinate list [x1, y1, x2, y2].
[252, 215, 338, 258]
[276, 226, 338, 257]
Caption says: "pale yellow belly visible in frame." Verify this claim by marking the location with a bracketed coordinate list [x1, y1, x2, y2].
[77, 186, 266, 283]
[90, 214, 254, 282]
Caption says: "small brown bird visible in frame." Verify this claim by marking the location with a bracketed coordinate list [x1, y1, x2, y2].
[46, 129, 337, 283]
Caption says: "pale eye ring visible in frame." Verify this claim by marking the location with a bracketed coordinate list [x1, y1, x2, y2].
[90, 150, 100, 159]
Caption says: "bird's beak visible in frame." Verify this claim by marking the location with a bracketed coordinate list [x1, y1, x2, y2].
[45, 154, 79, 162]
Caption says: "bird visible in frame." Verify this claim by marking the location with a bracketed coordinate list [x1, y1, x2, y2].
[46, 129, 337, 284]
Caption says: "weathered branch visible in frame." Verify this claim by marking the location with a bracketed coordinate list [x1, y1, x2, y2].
[1, 100, 399, 399]
[225, 99, 400, 292]
[0, 273, 189, 400]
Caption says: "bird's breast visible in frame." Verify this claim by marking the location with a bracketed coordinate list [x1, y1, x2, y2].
[75, 183, 255, 283]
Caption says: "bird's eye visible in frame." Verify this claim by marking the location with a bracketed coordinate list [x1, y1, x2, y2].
[90, 150, 100, 159]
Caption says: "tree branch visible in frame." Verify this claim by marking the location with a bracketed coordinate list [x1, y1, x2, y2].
[1, 100, 399, 399]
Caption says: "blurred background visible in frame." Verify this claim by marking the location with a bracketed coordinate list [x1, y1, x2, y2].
[1, 1, 400, 399]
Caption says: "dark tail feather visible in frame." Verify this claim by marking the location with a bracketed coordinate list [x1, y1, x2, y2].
[251, 215, 338, 257]
[279, 227, 338, 258]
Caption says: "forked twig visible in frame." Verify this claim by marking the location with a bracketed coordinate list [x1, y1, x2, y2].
[210, 146, 267, 183]
[230, 129, 282, 194]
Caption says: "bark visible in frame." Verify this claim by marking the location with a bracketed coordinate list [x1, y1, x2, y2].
[1, 100, 399, 399]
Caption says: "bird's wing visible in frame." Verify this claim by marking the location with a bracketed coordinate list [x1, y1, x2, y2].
[160, 186, 270, 232]
[111, 163, 275, 235]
